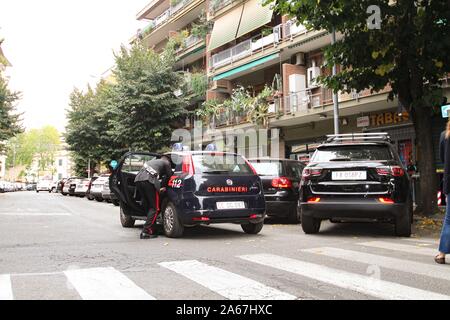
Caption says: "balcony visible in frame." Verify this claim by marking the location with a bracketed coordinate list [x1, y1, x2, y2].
[211, 24, 282, 69]
[210, 19, 309, 70]
[208, 0, 238, 15]
[280, 88, 333, 115]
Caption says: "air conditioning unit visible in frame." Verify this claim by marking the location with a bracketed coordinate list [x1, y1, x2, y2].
[210, 80, 230, 93]
[307, 60, 321, 88]
[294, 52, 305, 66]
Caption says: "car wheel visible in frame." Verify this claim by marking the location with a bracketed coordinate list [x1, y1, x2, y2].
[112, 199, 120, 206]
[288, 206, 302, 224]
[95, 198, 104, 202]
[120, 206, 135, 228]
[36, 190, 39, 193]
[301, 214, 321, 234]
[162, 202, 184, 238]
[395, 208, 411, 237]
[241, 222, 264, 234]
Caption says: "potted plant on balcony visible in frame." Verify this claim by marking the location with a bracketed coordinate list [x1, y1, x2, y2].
[196, 99, 221, 129]
[247, 85, 274, 128]
[229, 86, 252, 124]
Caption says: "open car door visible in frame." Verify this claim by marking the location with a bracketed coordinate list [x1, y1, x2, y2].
[110, 152, 160, 217]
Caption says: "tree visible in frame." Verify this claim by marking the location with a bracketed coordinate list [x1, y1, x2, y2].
[0, 72, 22, 151]
[109, 44, 187, 152]
[6, 126, 60, 179]
[269, 0, 450, 215]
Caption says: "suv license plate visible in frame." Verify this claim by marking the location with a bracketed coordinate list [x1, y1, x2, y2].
[332, 171, 367, 180]
[217, 201, 246, 210]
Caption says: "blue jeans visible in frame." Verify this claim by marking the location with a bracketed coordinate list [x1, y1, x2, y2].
[439, 195, 450, 254]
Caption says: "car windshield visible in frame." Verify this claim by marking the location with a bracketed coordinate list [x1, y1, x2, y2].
[192, 154, 253, 175]
[250, 161, 282, 176]
[312, 145, 393, 162]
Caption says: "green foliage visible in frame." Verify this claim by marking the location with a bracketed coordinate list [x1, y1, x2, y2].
[0, 72, 22, 151]
[190, 12, 210, 39]
[6, 126, 60, 172]
[65, 43, 187, 176]
[190, 73, 208, 97]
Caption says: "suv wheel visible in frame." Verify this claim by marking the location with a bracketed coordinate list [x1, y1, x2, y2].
[288, 206, 302, 224]
[112, 199, 120, 206]
[301, 214, 321, 234]
[162, 202, 184, 238]
[241, 222, 264, 234]
[395, 208, 411, 237]
[95, 197, 103, 202]
[120, 205, 135, 228]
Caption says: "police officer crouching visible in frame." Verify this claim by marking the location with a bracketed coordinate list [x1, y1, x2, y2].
[134, 155, 173, 239]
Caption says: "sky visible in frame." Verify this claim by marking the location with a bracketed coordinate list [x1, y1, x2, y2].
[0, 0, 150, 133]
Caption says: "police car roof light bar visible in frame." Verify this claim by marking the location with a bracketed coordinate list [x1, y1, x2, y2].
[326, 132, 391, 143]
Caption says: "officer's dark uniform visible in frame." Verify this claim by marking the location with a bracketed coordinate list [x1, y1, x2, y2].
[134, 157, 172, 239]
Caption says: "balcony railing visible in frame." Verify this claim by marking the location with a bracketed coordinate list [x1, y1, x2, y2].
[176, 34, 203, 54]
[209, 0, 233, 14]
[211, 24, 282, 68]
[281, 87, 333, 114]
[149, 0, 193, 32]
[211, 20, 307, 69]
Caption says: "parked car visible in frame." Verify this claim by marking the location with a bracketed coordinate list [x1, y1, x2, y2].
[74, 178, 92, 197]
[36, 179, 52, 193]
[248, 158, 305, 223]
[87, 175, 110, 202]
[56, 179, 66, 193]
[61, 177, 82, 196]
[110, 150, 266, 238]
[0, 181, 6, 193]
[101, 179, 119, 206]
[299, 133, 413, 237]
[26, 183, 37, 191]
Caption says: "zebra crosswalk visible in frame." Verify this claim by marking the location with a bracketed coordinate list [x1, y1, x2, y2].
[1, 239, 449, 300]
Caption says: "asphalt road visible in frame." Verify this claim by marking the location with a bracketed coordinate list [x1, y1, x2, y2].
[0, 191, 448, 300]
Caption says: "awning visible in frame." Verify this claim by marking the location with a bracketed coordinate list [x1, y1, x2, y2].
[236, 0, 274, 38]
[213, 53, 279, 81]
[208, 5, 244, 51]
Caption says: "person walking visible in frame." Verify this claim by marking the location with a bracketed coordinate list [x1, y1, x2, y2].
[134, 155, 173, 239]
[436, 124, 450, 264]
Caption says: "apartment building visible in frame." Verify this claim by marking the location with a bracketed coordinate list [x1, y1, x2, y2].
[133, 0, 450, 169]
[204, 0, 450, 168]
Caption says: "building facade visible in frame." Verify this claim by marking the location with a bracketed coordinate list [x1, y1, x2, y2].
[133, 0, 450, 168]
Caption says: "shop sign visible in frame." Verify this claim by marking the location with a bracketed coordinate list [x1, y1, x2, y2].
[357, 116, 370, 128]
[369, 112, 410, 127]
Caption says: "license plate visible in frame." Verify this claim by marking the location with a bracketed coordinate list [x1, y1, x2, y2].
[332, 171, 367, 180]
[216, 201, 246, 210]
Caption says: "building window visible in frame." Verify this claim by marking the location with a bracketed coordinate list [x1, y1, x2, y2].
[58, 173, 63, 180]
[58, 159, 63, 167]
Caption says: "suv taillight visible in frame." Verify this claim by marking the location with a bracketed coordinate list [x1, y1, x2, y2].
[182, 155, 195, 175]
[271, 177, 292, 189]
[302, 168, 323, 180]
[376, 166, 405, 177]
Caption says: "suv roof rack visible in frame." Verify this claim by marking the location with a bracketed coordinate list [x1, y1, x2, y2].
[325, 132, 392, 143]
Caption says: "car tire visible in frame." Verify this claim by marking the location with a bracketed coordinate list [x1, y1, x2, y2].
[162, 202, 184, 238]
[36, 190, 39, 193]
[301, 214, 321, 234]
[120, 206, 135, 228]
[95, 198, 103, 202]
[288, 206, 302, 224]
[241, 222, 264, 234]
[395, 208, 411, 237]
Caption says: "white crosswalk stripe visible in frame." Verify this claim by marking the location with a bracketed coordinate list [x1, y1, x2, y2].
[0, 274, 13, 300]
[303, 247, 450, 281]
[159, 260, 296, 300]
[358, 241, 437, 256]
[239, 253, 450, 300]
[64, 267, 155, 300]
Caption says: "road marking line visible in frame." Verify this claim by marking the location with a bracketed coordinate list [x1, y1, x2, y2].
[0, 212, 71, 216]
[159, 260, 296, 300]
[239, 254, 450, 300]
[402, 238, 439, 245]
[303, 247, 450, 281]
[358, 241, 437, 256]
[0, 275, 13, 300]
[64, 267, 155, 300]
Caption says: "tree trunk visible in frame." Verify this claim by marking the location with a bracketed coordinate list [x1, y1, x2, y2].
[413, 106, 438, 216]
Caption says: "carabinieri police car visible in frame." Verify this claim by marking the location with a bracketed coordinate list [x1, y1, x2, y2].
[110, 145, 266, 238]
